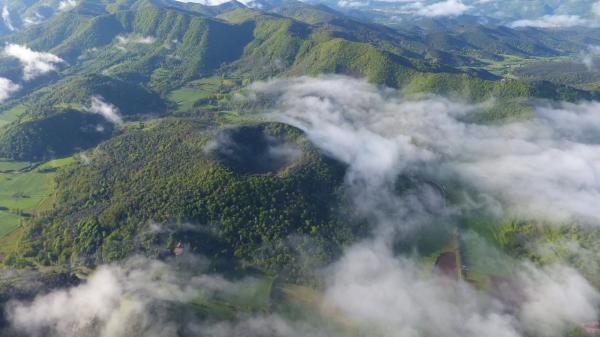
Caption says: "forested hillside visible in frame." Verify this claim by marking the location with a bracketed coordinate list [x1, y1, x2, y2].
[1, 1, 600, 337]
[13, 122, 361, 280]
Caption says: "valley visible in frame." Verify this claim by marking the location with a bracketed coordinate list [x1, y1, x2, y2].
[0, 0, 599, 336]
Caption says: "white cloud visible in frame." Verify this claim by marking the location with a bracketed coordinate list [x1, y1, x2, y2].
[248, 76, 600, 225]
[580, 45, 600, 70]
[58, 0, 77, 11]
[2, 5, 15, 31]
[5, 75, 600, 337]
[5, 255, 336, 337]
[87, 96, 123, 125]
[337, 0, 370, 8]
[5, 256, 241, 337]
[299, 0, 600, 23]
[3, 44, 64, 80]
[519, 264, 600, 337]
[6, 245, 596, 337]
[116, 35, 156, 45]
[174, 0, 243, 5]
[322, 242, 599, 337]
[23, 12, 45, 27]
[510, 15, 589, 28]
[416, 0, 471, 17]
[246, 75, 600, 337]
[593, 1, 600, 17]
[115, 35, 157, 51]
[175, 0, 267, 6]
[0, 77, 20, 102]
[323, 242, 516, 337]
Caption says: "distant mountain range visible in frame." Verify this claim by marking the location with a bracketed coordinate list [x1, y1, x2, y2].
[1, 1, 600, 337]
[171, 0, 600, 28]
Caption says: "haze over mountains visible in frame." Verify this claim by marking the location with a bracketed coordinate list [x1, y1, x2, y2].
[176, 0, 600, 27]
[0, 0, 599, 337]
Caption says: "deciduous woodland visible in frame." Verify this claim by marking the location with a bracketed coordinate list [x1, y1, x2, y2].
[1, 1, 600, 337]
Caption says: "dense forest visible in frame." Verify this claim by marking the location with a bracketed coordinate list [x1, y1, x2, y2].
[1, 1, 600, 336]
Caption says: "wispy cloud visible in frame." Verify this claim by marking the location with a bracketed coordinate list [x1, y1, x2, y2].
[593, 1, 600, 17]
[2, 5, 15, 31]
[510, 15, 590, 28]
[23, 12, 45, 27]
[580, 45, 600, 72]
[87, 96, 122, 125]
[3, 44, 64, 80]
[116, 35, 156, 45]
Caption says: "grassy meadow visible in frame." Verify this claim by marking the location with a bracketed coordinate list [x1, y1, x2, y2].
[0, 156, 74, 257]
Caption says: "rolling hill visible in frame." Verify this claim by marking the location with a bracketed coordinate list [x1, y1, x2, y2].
[0, 1, 600, 336]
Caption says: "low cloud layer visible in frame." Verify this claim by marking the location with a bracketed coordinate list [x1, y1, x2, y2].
[5, 256, 237, 337]
[249, 76, 600, 225]
[323, 242, 599, 337]
[4, 255, 347, 337]
[87, 96, 123, 125]
[4, 75, 600, 337]
[251, 75, 600, 337]
[3, 44, 64, 80]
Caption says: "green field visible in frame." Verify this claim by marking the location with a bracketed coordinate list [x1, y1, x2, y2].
[190, 275, 274, 318]
[0, 160, 31, 172]
[477, 54, 572, 79]
[0, 156, 74, 252]
[0, 104, 27, 127]
[582, 82, 600, 90]
[167, 77, 237, 113]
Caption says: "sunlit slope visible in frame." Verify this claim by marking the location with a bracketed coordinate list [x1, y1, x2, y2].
[13, 122, 362, 277]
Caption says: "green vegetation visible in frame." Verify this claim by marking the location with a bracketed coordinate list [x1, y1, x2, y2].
[23, 74, 166, 118]
[0, 105, 27, 128]
[459, 215, 600, 289]
[167, 77, 234, 113]
[0, 109, 114, 161]
[513, 59, 600, 89]
[192, 275, 274, 316]
[1, 3, 600, 333]
[0, 157, 74, 259]
[12, 121, 363, 280]
[0, 74, 168, 161]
